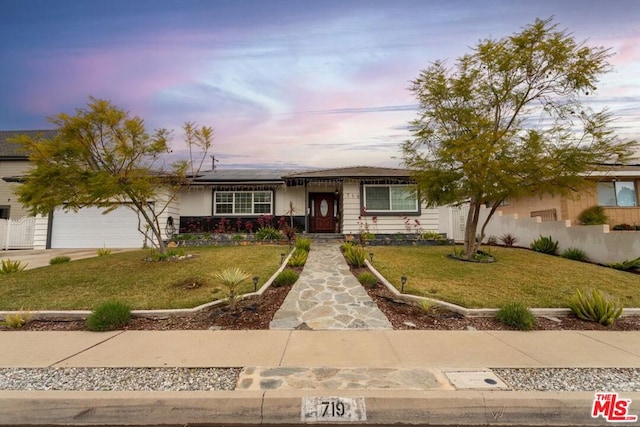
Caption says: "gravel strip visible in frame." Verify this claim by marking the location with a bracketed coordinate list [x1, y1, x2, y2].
[493, 368, 640, 392]
[0, 368, 241, 391]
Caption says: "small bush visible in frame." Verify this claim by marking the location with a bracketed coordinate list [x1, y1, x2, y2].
[496, 302, 536, 331]
[49, 256, 71, 265]
[499, 233, 517, 247]
[609, 257, 640, 272]
[419, 300, 433, 312]
[343, 244, 366, 267]
[612, 223, 635, 231]
[422, 231, 447, 242]
[256, 226, 282, 241]
[97, 248, 112, 256]
[486, 235, 498, 246]
[357, 271, 377, 287]
[213, 267, 251, 310]
[231, 234, 244, 241]
[0, 259, 27, 274]
[287, 249, 308, 267]
[272, 269, 299, 287]
[568, 289, 623, 326]
[1, 311, 32, 329]
[146, 248, 185, 262]
[530, 235, 559, 255]
[295, 238, 311, 252]
[85, 301, 132, 331]
[561, 247, 587, 261]
[578, 205, 608, 225]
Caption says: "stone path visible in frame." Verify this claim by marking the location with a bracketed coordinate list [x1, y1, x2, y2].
[269, 243, 393, 330]
[236, 366, 448, 391]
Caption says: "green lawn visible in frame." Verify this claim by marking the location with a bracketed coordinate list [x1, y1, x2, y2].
[369, 245, 639, 309]
[0, 246, 286, 310]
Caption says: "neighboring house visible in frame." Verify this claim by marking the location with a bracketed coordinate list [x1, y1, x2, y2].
[494, 164, 640, 227]
[0, 130, 57, 219]
[180, 166, 439, 236]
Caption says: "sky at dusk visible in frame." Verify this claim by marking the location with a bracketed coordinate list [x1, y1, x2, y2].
[1, 0, 639, 169]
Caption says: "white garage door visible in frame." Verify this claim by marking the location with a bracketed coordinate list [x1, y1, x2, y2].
[51, 206, 144, 248]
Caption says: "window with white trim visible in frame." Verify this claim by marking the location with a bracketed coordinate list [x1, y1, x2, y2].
[363, 185, 418, 213]
[214, 191, 273, 215]
[597, 181, 638, 207]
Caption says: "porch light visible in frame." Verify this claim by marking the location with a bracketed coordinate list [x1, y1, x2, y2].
[401, 276, 407, 293]
[369, 252, 374, 263]
[253, 276, 259, 292]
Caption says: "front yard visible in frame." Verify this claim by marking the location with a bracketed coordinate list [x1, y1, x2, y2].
[369, 246, 640, 309]
[0, 246, 285, 310]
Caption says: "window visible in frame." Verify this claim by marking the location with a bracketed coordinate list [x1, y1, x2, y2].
[597, 181, 638, 207]
[0, 206, 9, 219]
[214, 191, 273, 215]
[363, 185, 418, 213]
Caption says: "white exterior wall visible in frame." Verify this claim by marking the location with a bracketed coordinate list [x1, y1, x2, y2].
[341, 181, 439, 235]
[179, 187, 213, 216]
[33, 214, 48, 249]
[0, 160, 30, 218]
[275, 186, 305, 216]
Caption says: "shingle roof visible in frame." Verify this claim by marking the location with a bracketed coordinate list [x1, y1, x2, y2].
[283, 166, 412, 179]
[193, 169, 300, 183]
[0, 130, 57, 159]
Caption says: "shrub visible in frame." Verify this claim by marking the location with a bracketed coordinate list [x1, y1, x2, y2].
[97, 248, 112, 256]
[496, 302, 536, 331]
[85, 301, 132, 331]
[1, 311, 32, 329]
[357, 271, 377, 287]
[0, 259, 27, 274]
[146, 248, 185, 262]
[498, 233, 517, 247]
[419, 300, 433, 312]
[578, 205, 608, 225]
[561, 247, 588, 261]
[295, 238, 311, 252]
[287, 249, 308, 267]
[612, 223, 635, 231]
[231, 234, 244, 241]
[422, 231, 447, 242]
[568, 289, 623, 326]
[609, 257, 640, 272]
[272, 269, 299, 287]
[212, 267, 251, 310]
[530, 235, 559, 255]
[49, 256, 71, 265]
[343, 244, 366, 267]
[256, 226, 282, 241]
[486, 235, 498, 246]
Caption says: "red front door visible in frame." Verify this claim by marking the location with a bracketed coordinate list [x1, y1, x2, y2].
[310, 193, 335, 232]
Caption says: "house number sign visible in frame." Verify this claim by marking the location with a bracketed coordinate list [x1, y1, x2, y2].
[301, 396, 366, 422]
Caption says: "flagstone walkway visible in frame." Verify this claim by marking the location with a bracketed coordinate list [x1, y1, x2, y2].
[269, 242, 393, 330]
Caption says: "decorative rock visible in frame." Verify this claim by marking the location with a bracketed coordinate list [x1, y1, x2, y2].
[403, 321, 417, 328]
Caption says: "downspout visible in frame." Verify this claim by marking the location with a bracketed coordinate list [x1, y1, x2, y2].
[46, 210, 53, 249]
[304, 181, 309, 233]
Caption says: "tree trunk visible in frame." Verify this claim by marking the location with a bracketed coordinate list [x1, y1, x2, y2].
[463, 199, 481, 259]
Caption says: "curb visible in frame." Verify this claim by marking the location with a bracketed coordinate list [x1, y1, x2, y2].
[1, 390, 637, 426]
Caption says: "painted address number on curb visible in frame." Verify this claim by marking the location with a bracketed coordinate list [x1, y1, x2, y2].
[302, 397, 366, 422]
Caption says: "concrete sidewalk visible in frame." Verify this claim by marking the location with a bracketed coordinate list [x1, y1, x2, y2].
[1, 330, 639, 426]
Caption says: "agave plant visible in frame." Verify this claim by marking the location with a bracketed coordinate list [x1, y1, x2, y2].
[212, 267, 251, 310]
[568, 289, 623, 326]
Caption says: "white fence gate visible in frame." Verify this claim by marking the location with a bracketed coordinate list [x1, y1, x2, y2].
[0, 217, 36, 250]
[450, 205, 469, 242]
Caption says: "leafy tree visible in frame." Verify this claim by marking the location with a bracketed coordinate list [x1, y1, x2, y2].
[13, 97, 213, 253]
[403, 18, 637, 259]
